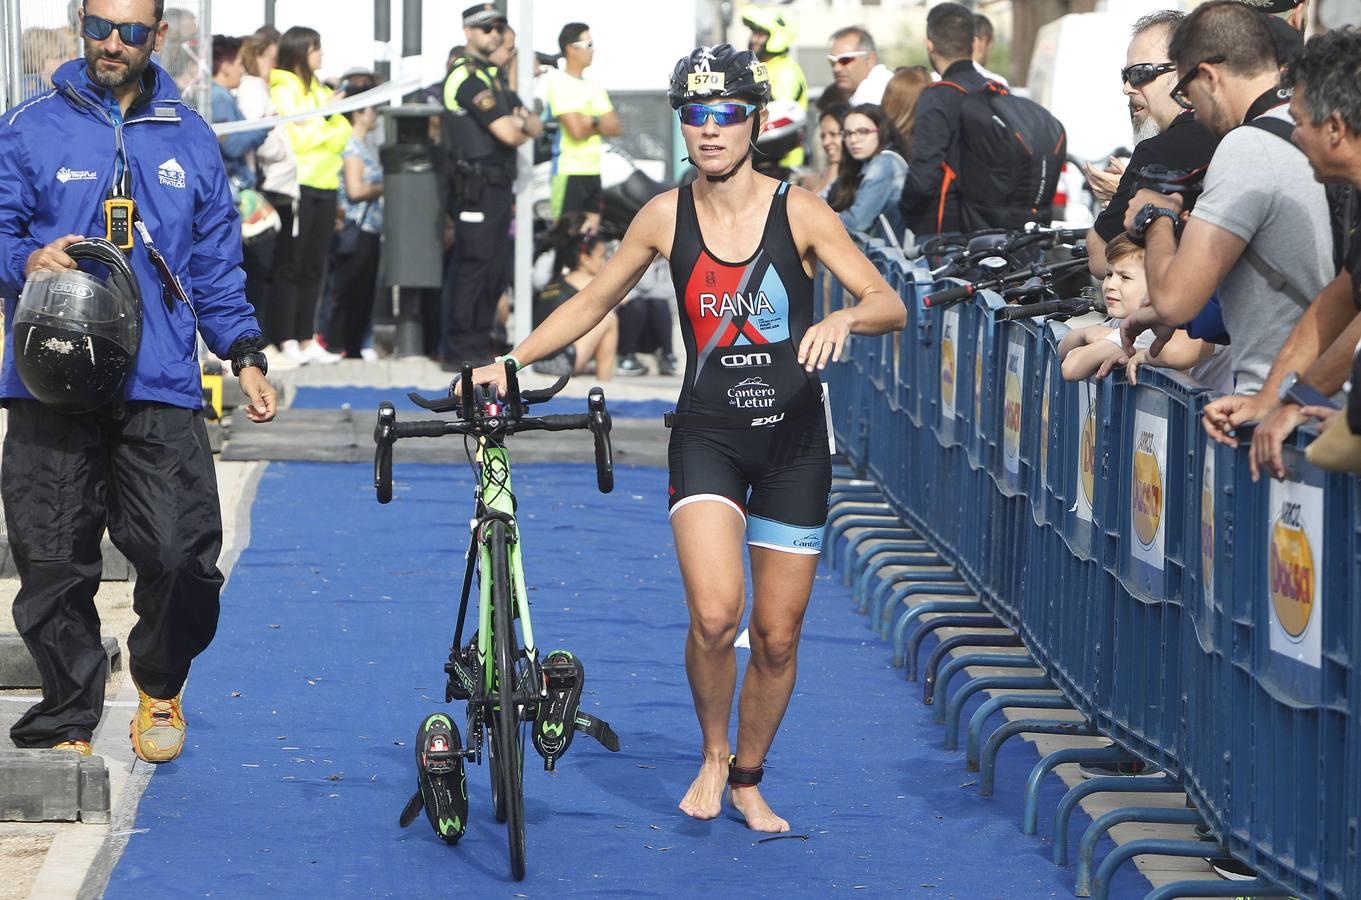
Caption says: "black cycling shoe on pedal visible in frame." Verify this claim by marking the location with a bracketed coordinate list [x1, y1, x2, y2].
[533, 651, 621, 769]
[399, 713, 469, 844]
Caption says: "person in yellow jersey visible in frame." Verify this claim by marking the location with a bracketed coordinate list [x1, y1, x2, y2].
[546, 22, 622, 231]
[742, 5, 808, 181]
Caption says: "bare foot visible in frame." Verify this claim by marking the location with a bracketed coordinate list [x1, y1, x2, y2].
[728, 785, 790, 833]
[679, 757, 728, 820]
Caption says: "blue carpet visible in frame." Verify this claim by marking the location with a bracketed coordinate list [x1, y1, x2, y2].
[290, 385, 675, 421]
[106, 459, 1147, 898]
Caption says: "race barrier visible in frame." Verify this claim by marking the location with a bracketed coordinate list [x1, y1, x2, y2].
[819, 241, 1361, 900]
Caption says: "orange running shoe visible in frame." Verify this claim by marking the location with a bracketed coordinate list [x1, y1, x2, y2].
[51, 740, 93, 756]
[130, 688, 186, 763]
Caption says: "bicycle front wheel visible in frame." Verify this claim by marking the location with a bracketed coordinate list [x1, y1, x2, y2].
[488, 519, 526, 881]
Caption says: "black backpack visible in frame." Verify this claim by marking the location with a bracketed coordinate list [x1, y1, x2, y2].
[942, 80, 1067, 232]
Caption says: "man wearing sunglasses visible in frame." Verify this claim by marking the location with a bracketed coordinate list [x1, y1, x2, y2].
[440, 3, 538, 371]
[0, 0, 278, 763]
[828, 26, 891, 107]
[1120, 2, 1331, 403]
[1087, 11, 1219, 278]
[546, 22, 620, 230]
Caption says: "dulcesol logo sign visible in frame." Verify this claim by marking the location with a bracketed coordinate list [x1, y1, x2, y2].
[941, 335, 956, 409]
[1079, 398, 1096, 507]
[1040, 368, 1051, 481]
[1132, 429, 1162, 548]
[1269, 501, 1314, 640]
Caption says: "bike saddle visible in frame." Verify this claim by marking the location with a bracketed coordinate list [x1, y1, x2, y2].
[1002, 277, 1047, 303]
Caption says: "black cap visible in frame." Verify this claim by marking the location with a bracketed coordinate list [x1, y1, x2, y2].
[1261, 14, 1304, 65]
[463, 3, 506, 27]
[1235, 0, 1304, 11]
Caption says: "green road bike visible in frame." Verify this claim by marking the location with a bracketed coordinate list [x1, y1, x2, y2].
[374, 364, 620, 881]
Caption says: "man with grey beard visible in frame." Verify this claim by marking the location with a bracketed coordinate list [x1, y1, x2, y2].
[1086, 10, 1218, 277]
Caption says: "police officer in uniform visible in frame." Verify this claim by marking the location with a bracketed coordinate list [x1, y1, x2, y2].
[441, 4, 538, 370]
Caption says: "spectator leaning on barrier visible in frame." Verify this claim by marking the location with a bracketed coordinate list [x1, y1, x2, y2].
[829, 26, 892, 107]
[1203, 25, 1361, 481]
[1119, 1, 1331, 398]
[1059, 235, 1157, 380]
[828, 104, 909, 241]
[1087, 10, 1219, 278]
[971, 13, 1009, 87]
[0, 0, 277, 761]
[898, 2, 985, 238]
[546, 22, 619, 230]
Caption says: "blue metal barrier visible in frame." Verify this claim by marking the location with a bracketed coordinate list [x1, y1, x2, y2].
[819, 251, 1359, 900]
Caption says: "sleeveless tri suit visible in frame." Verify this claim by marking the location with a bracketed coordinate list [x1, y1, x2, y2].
[664, 182, 831, 553]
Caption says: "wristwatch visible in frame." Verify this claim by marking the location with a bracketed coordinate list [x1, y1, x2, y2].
[1132, 203, 1180, 238]
[231, 351, 269, 377]
[1277, 371, 1300, 405]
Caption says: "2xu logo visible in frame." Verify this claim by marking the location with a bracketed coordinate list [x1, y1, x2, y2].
[751, 413, 785, 427]
[720, 351, 772, 368]
[1269, 500, 1314, 640]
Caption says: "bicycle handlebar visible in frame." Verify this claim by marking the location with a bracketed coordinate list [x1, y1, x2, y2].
[373, 363, 614, 503]
[994, 296, 1103, 321]
[923, 256, 1092, 310]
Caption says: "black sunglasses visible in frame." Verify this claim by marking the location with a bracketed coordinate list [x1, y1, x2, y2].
[81, 13, 157, 47]
[475, 23, 505, 34]
[1121, 62, 1176, 88]
[1171, 55, 1226, 110]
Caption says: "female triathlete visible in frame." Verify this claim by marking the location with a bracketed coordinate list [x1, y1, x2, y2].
[467, 44, 906, 832]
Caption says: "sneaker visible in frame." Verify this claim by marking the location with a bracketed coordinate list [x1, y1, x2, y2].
[616, 354, 647, 377]
[51, 740, 92, 756]
[1209, 856, 1256, 881]
[304, 341, 343, 365]
[281, 339, 309, 365]
[359, 347, 379, 362]
[130, 688, 186, 763]
[655, 350, 679, 376]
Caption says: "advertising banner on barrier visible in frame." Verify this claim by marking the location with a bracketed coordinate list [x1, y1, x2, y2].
[941, 307, 960, 422]
[1074, 381, 1095, 523]
[1267, 476, 1324, 671]
[1003, 335, 1025, 488]
[1130, 409, 1168, 575]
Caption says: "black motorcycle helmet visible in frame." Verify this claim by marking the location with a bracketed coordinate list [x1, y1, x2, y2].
[669, 44, 772, 183]
[13, 238, 143, 414]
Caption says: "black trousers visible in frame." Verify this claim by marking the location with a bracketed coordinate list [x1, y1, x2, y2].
[441, 186, 513, 366]
[3, 400, 224, 747]
[241, 230, 277, 343]
[263, 190, 296, 346]
[270, 186, 337, 343]
[618, 297, 675, 356]
[326, 230, 382, 357]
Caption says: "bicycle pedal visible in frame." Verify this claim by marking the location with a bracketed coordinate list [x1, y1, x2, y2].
[403, 713, 469, 844]
[533, 650, 585, 767]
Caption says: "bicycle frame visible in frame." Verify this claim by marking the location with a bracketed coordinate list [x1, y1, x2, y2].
[474, 441, 538, 697]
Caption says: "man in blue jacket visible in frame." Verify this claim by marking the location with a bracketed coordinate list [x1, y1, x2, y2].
[0, 0, 277, 762]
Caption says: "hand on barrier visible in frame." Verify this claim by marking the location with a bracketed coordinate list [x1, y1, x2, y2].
[1123, 349, 1150, 386]
[1095, 351, 1131, 381]
[1119, 306, 1175, 358]
[1251, 402, 1311, 482]
[1299, 404, 1340, 426]
[1202, 391, 1276, 448]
